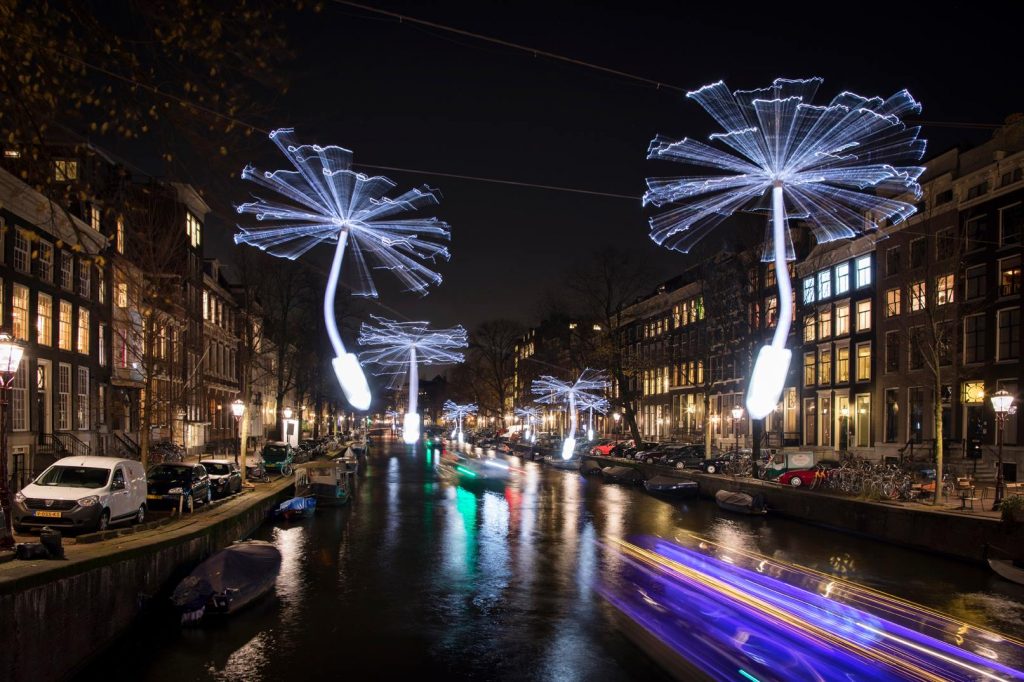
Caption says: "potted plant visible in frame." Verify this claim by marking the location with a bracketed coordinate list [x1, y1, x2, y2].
[1000, 494, 1024, 523]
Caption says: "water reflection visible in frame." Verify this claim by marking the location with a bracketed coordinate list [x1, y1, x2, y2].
[80, 438, 1024, 682]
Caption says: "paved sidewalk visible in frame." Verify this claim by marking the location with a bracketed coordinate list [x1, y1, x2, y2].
[0, 474, 293, 583]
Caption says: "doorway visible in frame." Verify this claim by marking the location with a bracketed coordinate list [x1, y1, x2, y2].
[36, 360, 51, 445]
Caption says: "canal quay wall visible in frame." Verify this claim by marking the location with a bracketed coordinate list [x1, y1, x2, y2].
[0, 477, 294, 682]
[584, 455, 1024, 563]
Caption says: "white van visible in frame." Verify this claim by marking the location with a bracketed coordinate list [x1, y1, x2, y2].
[13, 456, 148, 533]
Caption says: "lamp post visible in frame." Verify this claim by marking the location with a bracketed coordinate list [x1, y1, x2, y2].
[231, 399, 245, 465]
[731, 405, 743, 455]
[840, 405, 850, 455]
[613, 411, 621, 436]
[990, 389, 1015, 510]
[283, 406, 293, 420]
[0, 333, 25, 550]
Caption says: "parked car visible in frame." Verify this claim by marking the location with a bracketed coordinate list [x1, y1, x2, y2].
[201, 459, 242, 498]
[778, 462, 840, 488]
[147, 463, 212, 512]
[590, 439, 625, 456]
[13, 456, 148, 533]
[261, 441, 295, 475]
[654, 445, 706, 469]
[699, 450, 745, 474]
[622, 441, 659, 460]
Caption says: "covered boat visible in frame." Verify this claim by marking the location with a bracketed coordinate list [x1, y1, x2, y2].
[273, 495, 317, 520]
[171, 540, 282, 623]
[601, 466, 645, 484]
[715, 489, 767, 515]
[580, 459, 604, 476]
[548, 457, 581, 471]
[644, 476, 699, 496]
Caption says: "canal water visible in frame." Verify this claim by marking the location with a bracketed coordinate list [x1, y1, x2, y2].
[80, 438, 1024, 680]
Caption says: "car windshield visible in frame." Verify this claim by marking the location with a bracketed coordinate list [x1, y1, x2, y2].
[35, 465, 110, 489]
[203, 463, 231, 475]
[148, 465, 191, 483]
[263, 445, 289, 461]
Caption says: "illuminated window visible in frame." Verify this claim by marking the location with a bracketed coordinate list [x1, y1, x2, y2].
[999, 256, 1021, 297]
[836, 346, 850, 382]
[803, 278, 815, 304]
[885, 288, 901, 317]
[819, 347, 832, 385]
[856, 343, 872, 381]
[11, 284, 28, 340]
[53, 159, 78, 182]
[855, 256, 872, 287]
[803, 352, 816, 387]
[90, 205, 101, 232]
[817, 270, 832, 300]
[77, 308, 90, 354]
[962, 381, 985, 404]
[98, 324, 106, 367]
[856, 300, 872, 331]
[58, 300, 72, 350]
[202, 290, 210, 320]
[910, 281, 926, 311]
[185, 212, 202, 248]
[116, 217, 125, 254]
[803, 314, 816, 342]
[818, 307, 832, 339]
[835, 262, 850, 294]
[37, 293, 52, 346]
[764, 295, 777, 327]
[835, 304, 849, 336]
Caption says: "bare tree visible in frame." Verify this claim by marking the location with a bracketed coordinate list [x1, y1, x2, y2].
[468, 319, 525, 423]
[565, 247, 656, 444]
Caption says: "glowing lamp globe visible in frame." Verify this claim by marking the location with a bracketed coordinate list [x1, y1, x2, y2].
[561, 437, 576, 461]
[283, 406, 293, 420]
[231, 399, 245, 419]
[990, 389, 1014, 415]
[334, 353, 371, 411]
[0, 333, 25, 382]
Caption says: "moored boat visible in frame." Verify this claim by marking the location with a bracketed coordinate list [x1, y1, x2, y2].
[273, 495, 317, 520]
[601, 466, 645, 485]
[644, 476, 699, 496]
[295, 461, 352, 506]
[580, 459, 604, 476]
[171, 540, 282, 623]
[715, 489, 767, 515]
[988, 559, 1024, 585]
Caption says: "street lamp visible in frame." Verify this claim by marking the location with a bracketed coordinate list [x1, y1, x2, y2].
[231, 399, 245, 465]
[283, 406, 293, 420]
[731, 405, 743, 454]
[990, 388, 1015, 510]
[0, 333, 25, 550]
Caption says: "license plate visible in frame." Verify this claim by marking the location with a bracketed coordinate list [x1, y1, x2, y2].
[34, 511, 62, 518]
[147, 494, 161, 500]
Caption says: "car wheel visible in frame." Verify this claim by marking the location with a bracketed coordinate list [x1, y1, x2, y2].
[96, 510, 110, 532]
[675, 462, 684, 469]
[706, 464, 717, 474]
[134, 505, 146, 525]
[282, 464, 293, 476]
[790, 477, 803, 487]
[645, 458, 653, 464]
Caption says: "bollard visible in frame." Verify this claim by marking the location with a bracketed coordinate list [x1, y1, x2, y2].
[39, 526, 64, 559]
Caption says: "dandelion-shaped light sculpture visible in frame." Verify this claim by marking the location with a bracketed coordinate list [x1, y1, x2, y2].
[235, 129, 451, 412]
[358, 316, 467, 444]
[644, 78, 925, 419]
[515, 406, 541, 441]
[532, 369, 608, 459]
[443, 400, 478, 443]
[577, 393, 610, 442]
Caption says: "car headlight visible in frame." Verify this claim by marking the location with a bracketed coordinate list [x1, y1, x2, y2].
[168, 487, 184, 494]
[78, 495, 100, 507]
[14, 491, 25, 503]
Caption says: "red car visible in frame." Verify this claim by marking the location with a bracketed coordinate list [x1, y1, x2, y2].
[778, 463, 837, 488]
[590, 439, 627, 456]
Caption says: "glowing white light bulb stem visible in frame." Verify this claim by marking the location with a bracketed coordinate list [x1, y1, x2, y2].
[325, 230, 349, 359]
[770, 185, 793, 350]
[407, 345, 419, 415]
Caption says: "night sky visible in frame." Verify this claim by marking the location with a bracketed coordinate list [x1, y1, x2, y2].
[202, 1, 1022, 331]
